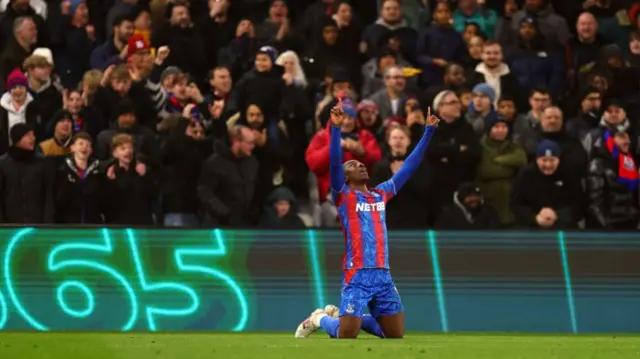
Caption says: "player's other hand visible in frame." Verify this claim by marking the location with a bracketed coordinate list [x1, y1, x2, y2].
[330, 105, 344, 127]
[426, 107, 440, 127]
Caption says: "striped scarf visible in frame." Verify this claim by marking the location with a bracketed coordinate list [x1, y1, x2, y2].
[604, 130, 639, 192]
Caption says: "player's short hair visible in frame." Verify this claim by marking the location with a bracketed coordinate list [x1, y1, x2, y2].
[71, 132, 92, 145]
[112, 133, 133, 150]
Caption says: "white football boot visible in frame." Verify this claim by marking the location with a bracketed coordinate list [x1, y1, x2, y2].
[294, 309, 326, 338]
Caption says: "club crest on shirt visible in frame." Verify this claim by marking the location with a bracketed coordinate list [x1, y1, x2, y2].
[346, 304, 354, 314]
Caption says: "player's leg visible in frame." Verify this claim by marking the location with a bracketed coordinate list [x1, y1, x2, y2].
[325, 304, 384, 338]
[294, 308, 326, 338]
[370, 270, 405, 338]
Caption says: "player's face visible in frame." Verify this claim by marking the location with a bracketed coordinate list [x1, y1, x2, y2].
[344, 160, 369, 183]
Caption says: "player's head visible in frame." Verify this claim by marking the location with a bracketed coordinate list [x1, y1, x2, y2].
[343, 159, 369, 184]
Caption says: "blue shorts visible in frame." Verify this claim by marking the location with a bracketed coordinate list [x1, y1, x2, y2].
[339, 268, 403, 318]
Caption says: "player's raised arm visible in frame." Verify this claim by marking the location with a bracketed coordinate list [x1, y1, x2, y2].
[391, 107, 438, 191]
[329, 103, 346, 193]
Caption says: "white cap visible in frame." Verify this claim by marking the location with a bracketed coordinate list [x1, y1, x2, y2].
[32, 48, 54, 67]
[432, 90, 455, 112]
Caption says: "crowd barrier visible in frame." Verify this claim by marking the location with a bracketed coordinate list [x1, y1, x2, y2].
[0, 228, 637, 333]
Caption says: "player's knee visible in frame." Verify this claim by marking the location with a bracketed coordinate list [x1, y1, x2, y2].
[338, 326, 359, 339]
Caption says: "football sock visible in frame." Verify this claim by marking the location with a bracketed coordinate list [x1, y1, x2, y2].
[320, 316, 340, 338]
[361, 314, 385, 338]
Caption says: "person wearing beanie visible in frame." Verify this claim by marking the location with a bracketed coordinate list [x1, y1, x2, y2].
[95, 98, 159, 164]
[0, 68, 37, 155]
[566, 86, 603, 139]
[306, 97, 382, 227]
[56, 0, 95, 89]
[466, 82, 497, 134]
[510, 139, 583, 229]
[503, 14, 565, 101]
[38, 111, 74, 157]
[582, 98, 639, 161]
[477, 114, 527, 225]
[53, 132, 104, 224]
[586, 129, 640, 230]
[0, 123, 54, 224]
[161, 66, 182, 92]
[435, 182, 501, 229]
[518, 106, 588, 176]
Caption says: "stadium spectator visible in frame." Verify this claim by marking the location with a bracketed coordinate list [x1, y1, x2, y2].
[476, 114, 527, 225]
[566, 87, 603, 140]
[54, 0, 96, 89]
[510, 140, 583, 229]
[421, 63, 466, 116]
[453, 0, 498, 38]
[38, 110, 72, 157]
[465, 82, 497, 134]
[0, 16, 37, 87]
[435, 182, 501, 229]
[95, 98, 160, 166]
[582, 99, 639, 161]
[218, 19, 259, 81]
[90, 14, 134, 70]
[305, 99, 381, 227]
[0, 68, 37, 154]
[519, 106, 588, 175]
[362, 48, 403, 99]
[496, 96, 528, 141]
[368, 65, 408, 121]
[0, 1, 47, 53]
[520, 88, 552, 134]
[104, 131, 155, 225]
[361, 0, 417, 63]
[425, 90, 481, 225]
[586, 129, 640, 230]
[198, 0, 234, 70]
[0, 123, 53, 223]
[160, 116, 207, 227]
[53, 132, 103, 224]
[466, 41, 521, 109]
[302, 17, 350, 84]
[500, 0, 571, 46]
[503, 16, 565, 101]
[198, 125, 259, 226]
[416, 1, 465, 87]
[371, 124, 429, 228]
[23, 53, 62, 129]
[566, 12, 610, 89]
[258, 186, 307, 229]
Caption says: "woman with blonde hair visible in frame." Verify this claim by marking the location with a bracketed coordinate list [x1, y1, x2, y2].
[275, 51, 307, 88]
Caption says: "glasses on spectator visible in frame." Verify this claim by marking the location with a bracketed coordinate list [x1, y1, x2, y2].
[441, 100, 460, 106]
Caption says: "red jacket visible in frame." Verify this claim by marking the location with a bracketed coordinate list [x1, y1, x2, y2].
[305, 123, 382, 201]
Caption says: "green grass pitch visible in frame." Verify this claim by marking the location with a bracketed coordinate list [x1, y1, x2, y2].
[0, 333, 639, 359]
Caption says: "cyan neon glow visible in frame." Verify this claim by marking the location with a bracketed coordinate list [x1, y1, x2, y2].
[0, 290, 7, 330]
[305, 229, 325, 308]
[427, 230, 448, 332]
[56, 281, 95, 318]
[557, 231, 578, 334]
[5, 228, 48, 330]
[173, 228, 248, 331]
[47, 228, 138, 330]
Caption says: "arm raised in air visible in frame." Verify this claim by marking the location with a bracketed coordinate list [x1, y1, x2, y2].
[391, 108, 439, 191]
[329, 105, 346, 193]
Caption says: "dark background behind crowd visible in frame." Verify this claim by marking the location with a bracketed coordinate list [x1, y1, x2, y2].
[0, 0, 639, 230]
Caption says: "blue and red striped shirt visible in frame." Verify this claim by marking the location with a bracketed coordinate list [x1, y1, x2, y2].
[329, 123, 435, 271]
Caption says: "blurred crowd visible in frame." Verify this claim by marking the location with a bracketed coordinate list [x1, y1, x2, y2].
[0, 0, 639, 230]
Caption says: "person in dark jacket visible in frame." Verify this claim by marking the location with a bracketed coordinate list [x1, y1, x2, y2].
[420, 63, 466, 114]
[371, 124, 429, 228]
[160, 117, 207, 227]
[503, 16, 564, 101]
[302, 17, 351, 85]
[103, 133, 155, 225]
[518, 106, 588, 175]
[416, 1, 466, 87]
[90, 14, 134, 70]
[0, 1, 48, 54]
[23, 54, 62, 128]
[197, 125, 259, 226]
[0, 68, 39, 155]
[510, 140, 583, 229]
[586, 129, 640, 230]
[361, 0, 418, 63]
[0, 16, 37, 90]
[0, 123, 54, 223]
[258, 186, 306, 229]
[425, 90, 482, 225]
[435, 182, 501, 229]
[38, 111, 72, 157]
[566, 86, 603, 140]
[95, 98, 160, 166]
[225, 46, 287, 123]
[54, 132, 103, 224]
